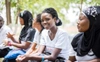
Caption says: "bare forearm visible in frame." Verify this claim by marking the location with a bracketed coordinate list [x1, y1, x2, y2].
[28, 55, 55, 61]
[11, 43, 28, 49]
[25, 48, 34, 55]
[68, 56, 76, 62]
[10, 36, 19, 43]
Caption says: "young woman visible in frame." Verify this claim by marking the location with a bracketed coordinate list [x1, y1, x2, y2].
[16, 14, 44, 61]
[26, 14, 44, 54]
[3, 10, 36, 62]
[16, 8, 71, 62]
[68, 6, 100, 62]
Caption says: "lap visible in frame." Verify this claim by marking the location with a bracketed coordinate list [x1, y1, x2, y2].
[4, 49, 26, 59]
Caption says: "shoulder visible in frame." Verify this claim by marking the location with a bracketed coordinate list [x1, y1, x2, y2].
[41, 29, 48, 35]
[28, 27, 36, 33]
[2, 25, 11, 30]
[73, 33, 83, 40]
[34, 30, 40, 36]
[2, 25, 12, 33]
[71, 33, 83, 46]
[57, 28, 69, 37]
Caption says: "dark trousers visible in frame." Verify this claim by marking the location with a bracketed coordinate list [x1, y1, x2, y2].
[3, 58, 16, 62]
[0, 48, 10, 58]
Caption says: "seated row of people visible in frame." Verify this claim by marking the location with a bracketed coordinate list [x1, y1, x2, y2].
[1, 6, 100, 62]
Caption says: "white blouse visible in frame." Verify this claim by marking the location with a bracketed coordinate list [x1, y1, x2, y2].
[75, 50, 97, 61]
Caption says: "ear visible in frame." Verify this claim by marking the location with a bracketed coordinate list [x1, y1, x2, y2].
[54, 17, 57, 22]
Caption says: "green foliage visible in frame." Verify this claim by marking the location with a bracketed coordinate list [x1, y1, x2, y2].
[1, 0, 100, 25]
[0, 0, 5, 12]
[10, 0, 72, 24]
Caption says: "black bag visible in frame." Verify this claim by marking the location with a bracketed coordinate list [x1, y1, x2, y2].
[55, 57, 65, 62]
[0, 47, 11, 58]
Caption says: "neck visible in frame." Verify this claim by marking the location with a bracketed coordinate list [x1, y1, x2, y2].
[36, 25, 43, 32]
[49, 26, 58, 34]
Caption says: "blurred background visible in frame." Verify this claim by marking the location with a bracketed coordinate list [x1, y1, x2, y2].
[0, 0, 100, 38]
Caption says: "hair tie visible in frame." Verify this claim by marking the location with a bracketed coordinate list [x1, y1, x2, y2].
[56, 19, 59, 24]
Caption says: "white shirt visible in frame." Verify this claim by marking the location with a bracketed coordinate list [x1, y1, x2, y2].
[70, 47, 97, 61]
[75, 50, 96, 61]
[0, 25, 12, 49]
[40, 28, 72, 60]
[33, 30, 41, 45]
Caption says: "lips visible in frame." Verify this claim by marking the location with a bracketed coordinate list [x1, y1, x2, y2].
[77, 25, 80, 29]
[43, 23, 48, 26]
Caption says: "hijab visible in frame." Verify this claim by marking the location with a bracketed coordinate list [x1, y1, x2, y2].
[72, 6, 100, 58]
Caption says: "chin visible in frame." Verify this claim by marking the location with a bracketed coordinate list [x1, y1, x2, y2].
[44, 26, 48, 29]
[78, 30, 84, 32]
[45, 27, 50, 30]
[78, 29, 81, 32]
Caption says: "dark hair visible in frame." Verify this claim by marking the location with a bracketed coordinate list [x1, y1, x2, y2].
[0, 16, 4, 21]
[36, 14, 44, 33]
[36, 14, 42, 23]
[19, 10, 33, 26]
[42, 8, 62, 26]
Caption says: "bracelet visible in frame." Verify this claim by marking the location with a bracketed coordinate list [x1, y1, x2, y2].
[8, 41, 12, 46]
[42, 56, 44, 62]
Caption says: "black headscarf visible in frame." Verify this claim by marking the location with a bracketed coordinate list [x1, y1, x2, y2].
[72, 6, 100, 58]
[19, 10, 35, 42]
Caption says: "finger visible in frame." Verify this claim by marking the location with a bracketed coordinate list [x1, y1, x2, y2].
[8, 32, 10, 35]
[16, 58, 21, 62]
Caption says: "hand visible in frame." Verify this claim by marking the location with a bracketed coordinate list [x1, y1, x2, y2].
[3, 39, 8, 46]
[3, 39, 11, 46]
[16, 55, 28, 62]
[7, 32, 14, 38]
[4, 40, 12, 46]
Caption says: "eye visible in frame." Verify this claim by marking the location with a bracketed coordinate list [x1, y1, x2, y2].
[79, 16, 84, 21]
[45, 18, 50, 21]
[79, 18, 82, 20]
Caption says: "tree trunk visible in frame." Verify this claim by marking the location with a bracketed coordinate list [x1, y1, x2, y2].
[80, 0, 83, 11]
[5, 0, 11, 25]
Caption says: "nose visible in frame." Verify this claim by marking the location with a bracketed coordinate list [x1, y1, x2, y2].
[77, 20, 79, 25]
[43, 20, 47, 24]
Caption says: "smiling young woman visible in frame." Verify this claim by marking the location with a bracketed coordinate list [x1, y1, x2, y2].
[16, 8, 72, 62]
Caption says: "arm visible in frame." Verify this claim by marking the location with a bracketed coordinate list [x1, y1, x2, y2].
[67, 56, 76, 62]
[24, 47, 61, 61]
[16, 45, 45, 62]
[43, 48, 61, 61]
[7, 32, 19, 43]
[25, 42, 37, 55]
[13, 28, 35, 49]
[11, 41, 31, 49]
[16, 42, 37, 62]
[25, 30, 41, 55]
